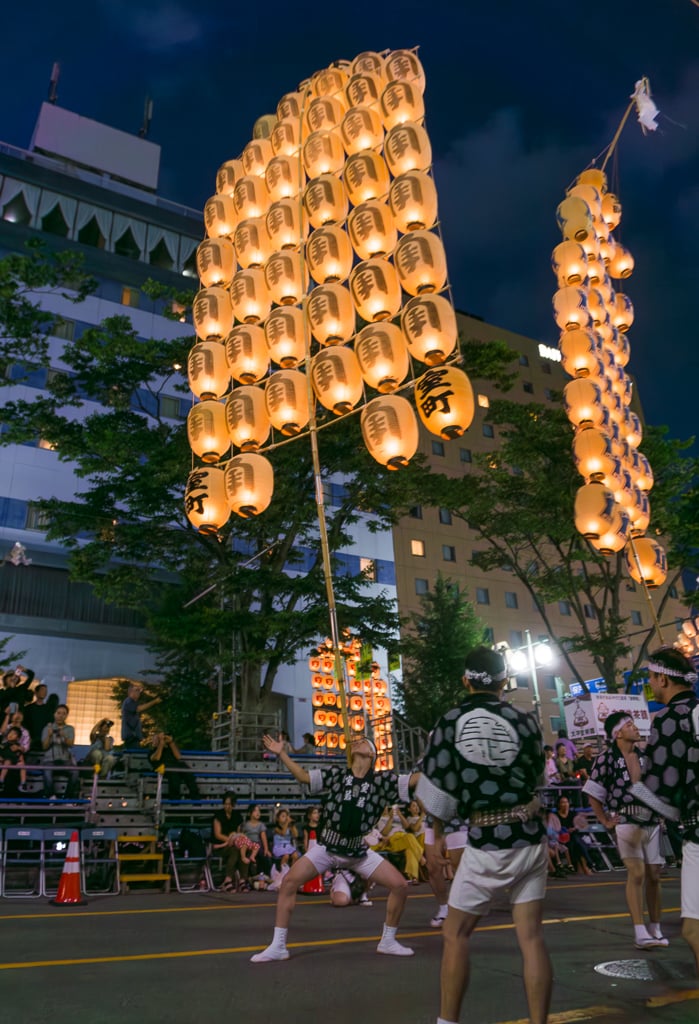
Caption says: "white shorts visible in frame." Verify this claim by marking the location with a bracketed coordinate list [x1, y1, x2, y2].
[681, 841, 699, 920]
[424, 826, 468, 850]
[449, 840, 548, 917]
[615, 824, 664, 865]
[304, 843, 385, 879]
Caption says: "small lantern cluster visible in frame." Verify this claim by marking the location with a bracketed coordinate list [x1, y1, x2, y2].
[675, 616, 699, 660]
[186, 48, 473, 532]
[553, 167, 665, 585]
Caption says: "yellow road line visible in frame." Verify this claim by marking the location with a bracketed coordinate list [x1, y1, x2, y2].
[495, 1008, 623, 1023]
[646, 988, 699, 1008]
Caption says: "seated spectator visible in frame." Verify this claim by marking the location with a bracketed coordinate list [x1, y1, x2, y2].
[87, 718, 118, 777]
[549, 795, 594, 876]
[212, 792, 259, 893]
[556, 728, 578, 761]
[268, 807, 299, 889]
[148, 732, 199, 800]
[405, 798, 427, 851]
[546, 810, 574, 877]
[370, 803, 425, 883]
[292, 732, 316, 756]
[41, 704, 79, 798]
[0, 725, 26, 795]
[241, 803, 273, 878]
[329, 868, 373, 907]
[555, 743, 577, 786]
[1, 708, 31, 754]
[300, 806, 324, 894]
[1, 665, 35, 715]
[574, 743, 597, 781]
[544, 744, 561, 785]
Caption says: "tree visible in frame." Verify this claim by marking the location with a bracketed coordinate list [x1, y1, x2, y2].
[395, 573, 487, 731]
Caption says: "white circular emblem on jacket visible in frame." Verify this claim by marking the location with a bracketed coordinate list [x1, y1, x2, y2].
[454, 709, 520, 766]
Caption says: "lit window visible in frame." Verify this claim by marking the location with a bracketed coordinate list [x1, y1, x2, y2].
[411, 539, 425, 557]
[442, 545, 456, 562]
[121, 286, 140, 307]
[415, 578, 429, 595]
[38, 438, 57, 451]
[477, 394, 489, 408]
[360, 557, 376, 581]
[505, 591, 518, 609]
[476, 587, 490, 605]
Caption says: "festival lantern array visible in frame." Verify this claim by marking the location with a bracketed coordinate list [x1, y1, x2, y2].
[553, 167, 666, 584]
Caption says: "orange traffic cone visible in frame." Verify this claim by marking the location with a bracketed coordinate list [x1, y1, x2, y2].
[50, 830, 87, 906]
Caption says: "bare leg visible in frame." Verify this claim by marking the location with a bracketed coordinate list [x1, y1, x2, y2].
[440, 907, 480, 1022]
[645, 863, 662, 924]
[682, 917, 699, 974]
[273, 855, 321, 928]
[368, 857, 409, 927]
[512, 900, 553, 1024]
[623, 858, 645, 925]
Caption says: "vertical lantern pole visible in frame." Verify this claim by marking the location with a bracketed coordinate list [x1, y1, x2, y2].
[627, 536, 666, 645]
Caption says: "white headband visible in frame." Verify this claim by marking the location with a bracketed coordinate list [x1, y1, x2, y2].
[647, 661, 698, 684]
[464, 668, 508, 685]
[611, 716, 633, 739]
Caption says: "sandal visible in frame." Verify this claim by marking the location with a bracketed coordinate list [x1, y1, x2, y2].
[220, 880, 235, 892]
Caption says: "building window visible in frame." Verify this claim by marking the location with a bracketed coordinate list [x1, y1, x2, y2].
[476, 587, 490, 605]
[523, 381, 533, 394]
[159, 395, 181, 419]
[3, 193, 31, 226]
[431, 440, 445, 456]
[52, 317, 75, 341]
[631, 610, 642, 625]
[541, 361, 552, 374]
[41, 205, 69, 238]
[543, 674, 557, 691]
[668, 584, 678, 598]
[78, 216, 106, 249]
[505, 591, 518, 609]
[115, 228, 141, 261]
[438, 508, 452, 525]
[411, 539, 425, 557]
[409, 505, 422, 519]
[550, 716, 562, 733]
[360, 557, 376, 581]
[442, 545, 456, 562]
[25, 503, 50, 531]
[558, 600, 572, 616]
[171, 301, 188, 323]
[483, 626, 494, 644]
[510, 629, 523, 649]
[482, 423, 494, 438]
[584, 603, 596, 619]
[477, 393, 489, 408]
[38, 438, 57, 451]
[459, 447, 472, 463]
[121, 286, 140, 307]
[544, 388, 554, 401]
[519, 354, 529, 367]
[415, 578, 429, 595]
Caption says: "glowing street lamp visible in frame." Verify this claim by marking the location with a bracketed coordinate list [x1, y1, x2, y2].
[501, 629, 555, 728]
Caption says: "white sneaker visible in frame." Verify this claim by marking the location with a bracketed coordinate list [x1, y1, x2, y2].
[430, 913, 447, 928]
[359, 896, 373, 907]
[635, 935, 665, 949]
[376, 939, 414, 957]
[649, 934, 669, 947]
[250, 945, 290, 963]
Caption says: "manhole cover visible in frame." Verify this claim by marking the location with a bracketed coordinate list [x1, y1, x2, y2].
[595, 959, 691, 982]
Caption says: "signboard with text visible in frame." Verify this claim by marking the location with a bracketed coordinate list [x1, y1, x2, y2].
[564, 692, 651, 741]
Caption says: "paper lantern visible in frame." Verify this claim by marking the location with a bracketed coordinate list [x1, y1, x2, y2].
[628, 486, 650, 537]
[265, 306, 306, 367]
[385, 49, 426, 93]
[567, 183, 603, 221]
[612, 293, 634, 333]
[346, 201, 396, 260]
[306, 96, 345, 134]
[585, 253, 605, 286]
[253, 114, 276, 140]
[394, 230, 447, 296]
[311, 66, 348, 101]
[224, 453, 274, 518]
[625, 538, 667, 588]
[551, 241, 587, 286]
[310, 346, 363, 414]
[609, 245, 635, 279]
[389, 170, 437, 233]
[340, 106, 384, 155]
[415, 365, 475, 439]
[265, 370, 310, 435]
[556, 196, 592, 242]
[574, 482, 617, 539]
[306, 225, 354, 284]
[185, 467, 230, 534]
[351, 51, 386, 81]
[312, 692, 324, 707]
[215, 160, 244, 197]
[589, 506, 631, 555]
[230, 269, 271, 324]
[187, 400, 229, 463]
[224, 325, 269, 384]
[635, 452, 654, 492]
[225, 386, 270, 451]
[563, 378, 605, 429]
[384, 122, 432, 175]
[349, 695, 364, 712]
[193, 287, 234, 341]
[196, 238, 236, 289]
[344, 151, 391, 205]
[264, 251, 308, 306]
[308, 655, 322, 672]
[303, 174, 349, 228]
[586, 287, 606, 327]
[577, 168, 607, 193]
[265, 155, 304, 202]
[271, 119, 301, 157]
[233, 175, 268, 220]
[346, 72, 383, 110]
[380, 80, 424, 129]
[277, 91, 303, 122]
[598, 232, 617, 266]
[622, 408, 643, 449]
[266, 197, 308, 251]
[349, 258, 402, 322]
[188, 342, 230, 401]
[354, 322, 409, 392]
[559, 329, 600, 378]
[303, 130, 346, 177]
[361, 395, 418, 469]
[204, 195, 237, 239]
[401, 293, 457, 365]
[552, 286, 590, 331]
[572, 427, 616, 482]
[325, 711, 339, 727]
[601, 192, 622, 230]
[242, 138, 273, 179]
[306, 283, 356, 345]
[234, 218, 272, 269]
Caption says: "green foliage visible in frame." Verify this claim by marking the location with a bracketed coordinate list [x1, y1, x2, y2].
[395, 574, 488, 731]
[0, 634, 27, 673]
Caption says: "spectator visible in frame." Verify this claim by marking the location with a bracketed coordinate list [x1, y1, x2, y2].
[329, 868, 373, 907]
[87, 718, 118, 777]
[241, 803, 273, 878]
[41, 704, 79, 798]
[556, 728, 578, 761]
[23, 683, 54, 756]
[544, 745, 560, 785]
[1, 708, 31, 754]
[370, 803, 425, 883]
[406, 798, 427, 849]
[121, 683, 162, 749]
[574, 743, 597, 781]
[212, 792, 256, 893]
[555, 743, 577, 785]
[293, 732, 316, 755]
[0, 725, 26, 796]
[269, 807, 299, 889]
[0, 665, 35, 715]
[300, 806, 324, 894]
[148, 732, 199, 800]
[548, 795, 594, 876]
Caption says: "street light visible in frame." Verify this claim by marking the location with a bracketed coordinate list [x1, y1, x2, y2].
[500, 629, 555, 728]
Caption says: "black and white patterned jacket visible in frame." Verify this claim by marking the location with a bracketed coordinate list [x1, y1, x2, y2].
[582, 744, 656, 823]
[308, 765, 410, 856]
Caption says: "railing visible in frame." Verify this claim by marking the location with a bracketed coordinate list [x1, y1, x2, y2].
[209, 709, 283, 765]
[373, 711, 428, 773]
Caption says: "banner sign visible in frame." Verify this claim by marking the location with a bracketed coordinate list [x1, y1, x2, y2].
[564, 692, 652, 741]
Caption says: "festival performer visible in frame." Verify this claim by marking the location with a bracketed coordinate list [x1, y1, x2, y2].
[583, 710, 667, 949]
[630, 646, 699, 972]
[416, 646, 551, 1024]
[250, 733, 419, 962]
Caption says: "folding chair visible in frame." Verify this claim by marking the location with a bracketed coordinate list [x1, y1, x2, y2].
[166, 827, 212, 893]
[81, 828, 120, 895]
[2, 827, 44, 898]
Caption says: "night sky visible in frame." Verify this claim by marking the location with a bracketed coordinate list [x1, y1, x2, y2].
[2, 1, 697, 448]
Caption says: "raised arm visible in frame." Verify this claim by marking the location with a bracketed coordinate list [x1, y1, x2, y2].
[262, 734, 311, 785]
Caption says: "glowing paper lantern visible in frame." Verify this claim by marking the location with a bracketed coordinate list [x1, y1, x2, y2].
[414, 365, 475, 439]
[354, 322, 409, 392]
[188, 341, 230, 401]
[344, 151, 391, 205]
[242, 138, 273, 178]
[349, 258, 402, 322]
[627, 486, 650, 536]
[380, 80, 424, 129]
[215, 160, 244, 197]
[311, 66, 348, 101]
[187, 400, 229, 463]
[196, 238, 236, 289]
[224, 453, 274, 518]
[266, 197, 307, 251]
[567, 183, 603, 221]
[253, 114, 276, 140]
[401, 293, 457, 365]
[635, 452, 654, 492]
[612, 293, 634, 333]
[340, 106, 384, 155]
[385, 49, 426, 93]
[193, 287, 234, 341]
[264, 251, 308, 305]
[551, 241, 587, 286]
[204, 195, 237, 239]
[559, 329, 600, 378]
[234, 218, 272, 269]
[384, 122, 432, 176]
[306, 283, 356, 345]
[347, 201, 397, 259]
[351, 51, 386, 82]
[573, 427, 616, 482]
[303, 174, 349, 228]
[310, 346, 363, 414]
[265, 370, 310, 435]
[225, 386, 270, 451]
[303, 130, 346, 177]
[625, 538, 667, 588]
[271, 119, 301, 157]
[185, 467, 230, 534]
[230, 269, 271, 324]
[361, 395, 419, 468]
[589, 506, 631, 555]
[394, 231, 447, 295]
[233, 176, 268, 220]
[306, 225, 354, 284]
[306, 96, 345, 134]
[225, 325, 269, 384]
[346, 72, 383, 110]
[277, 92, 303, 122]
[265, 155, 304, 202]
[556, 196, 592, 241]
[265, 306, 306, 367]
[577, 168, 607, 193]
[609, 245, 635, 279]
[563, 378, 605, 429]
[552, 286, 590, 331]
[574, 482, 617, 539]
[388, 170, 437, 233]
[601, 192, 622, 230]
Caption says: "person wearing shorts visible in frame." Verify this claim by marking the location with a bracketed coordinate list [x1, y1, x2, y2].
[416, 646, 551, 1024]
[584, 709, 666, 949]
[631, 646, 699, 973]
[329, 868, 373, 907]
[424, 817, 468, 927]
[250, 733, 418, 962]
